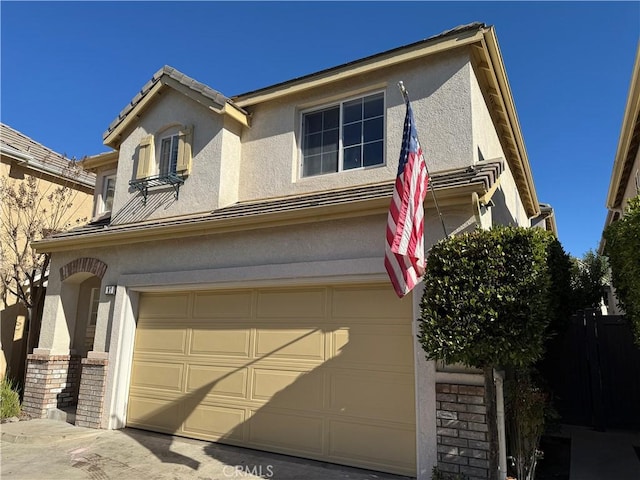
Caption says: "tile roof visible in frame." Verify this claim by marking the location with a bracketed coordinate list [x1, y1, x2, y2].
[103, 66, 246, 141]
[0, 123, 95, 187]
[232, 22, 486, 100]
[103, 23, 486, 142]
[44, 160, 503, 243]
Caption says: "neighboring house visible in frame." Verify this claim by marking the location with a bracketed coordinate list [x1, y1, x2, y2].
[600, 44, 640, 315]
[25, 23, 546, 479]
[0, 123, 95, 383]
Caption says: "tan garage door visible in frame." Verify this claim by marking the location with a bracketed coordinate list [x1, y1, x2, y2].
[128, 284, 416, 475]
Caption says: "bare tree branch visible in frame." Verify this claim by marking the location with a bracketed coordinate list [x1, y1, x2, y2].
[0, 162, 90, 335]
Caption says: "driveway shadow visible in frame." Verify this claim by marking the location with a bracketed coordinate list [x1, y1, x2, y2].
[119, 428, 201, 470]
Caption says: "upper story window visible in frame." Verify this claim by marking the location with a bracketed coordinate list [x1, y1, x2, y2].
[95, 172, 116, 217]
[159, 134, 180, 175]
[301, 92, 385, 178]
[135, 125, 193, 181]
[102, 174, 116, 213]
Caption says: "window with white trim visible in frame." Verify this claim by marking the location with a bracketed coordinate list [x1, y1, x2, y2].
[159, 134, 180, 175]
[135, 125, 193, 180]
[100, 174, 116, 214]
[88, 287, 99, 326]
[301, 92, 385, 177]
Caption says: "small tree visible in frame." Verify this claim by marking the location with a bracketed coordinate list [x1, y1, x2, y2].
[0, 160, 88, 365]
[603, 195, 640, 343]
[570, 250, 609, 312]
[418, 226, 564, 480]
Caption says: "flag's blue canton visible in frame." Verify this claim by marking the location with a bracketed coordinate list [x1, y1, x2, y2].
[397, 103, 420, 176]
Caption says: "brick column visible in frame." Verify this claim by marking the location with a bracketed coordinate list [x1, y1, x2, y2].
[22, 354, 82, 418]
[75, 357, 108, 428]
[436, 383, 490, 480]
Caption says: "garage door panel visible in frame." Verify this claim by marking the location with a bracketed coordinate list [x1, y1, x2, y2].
[128, 396, 182, 433]
[182, 404, 246, 441]
[193, 291, 253, 319]
[186, 364, 248, 399]
[333, 329, 413, 369]
[134, 326, 187, 354]
[138, 293, 189, 318]
[332, 286, 411, 321]
[131, 285, 415, 476]
[190, 328, 251, 357]
[255, 328, 325, 361]
[248, 409, 324, 455]
[252, 368, 324, 410]
[256, 289, 326, 319]
[328, 420, 416, 475]
[130, 361, 184, 392]
[329, 372, 415, 423]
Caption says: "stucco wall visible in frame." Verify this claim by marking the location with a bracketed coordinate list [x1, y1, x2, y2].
[218, 117, 243, 207]
[105, 48, 495, 221]
[470, 65, 506, 163]
[491, 159, 528, 227]
[467, 63, 529, 228]
[110, 89, 233, 224]
[38, 202, 476, 355]
[238, 49, 475, 202]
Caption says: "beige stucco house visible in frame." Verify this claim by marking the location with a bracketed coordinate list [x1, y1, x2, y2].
[0, 123, 95, 383]
[600, 44, 640, 314]
[25, 23, 547, 479]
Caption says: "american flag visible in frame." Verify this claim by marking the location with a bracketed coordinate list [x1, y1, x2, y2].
[384, 98, 429, 298]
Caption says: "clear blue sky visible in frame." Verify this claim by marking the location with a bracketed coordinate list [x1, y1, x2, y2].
[2, 1, 638, 258]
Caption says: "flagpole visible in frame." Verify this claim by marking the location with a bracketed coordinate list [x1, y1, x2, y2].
[397, 81, 448, 238]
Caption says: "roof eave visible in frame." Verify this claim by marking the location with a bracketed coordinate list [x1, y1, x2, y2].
[480, 26, 540, 218]
[232, 27, 486, 107]
[606, 43, 640, 210]
[81, 151, 119, 173]
[1, 145, 34, 163]
[2, 147, 95, 189]
[32, 166, 499, 255]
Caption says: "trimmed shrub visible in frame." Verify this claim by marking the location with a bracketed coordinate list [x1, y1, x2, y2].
[418, 226, 559, 369]
[604, 195, 640, 343]
[418, 226, 570, 480]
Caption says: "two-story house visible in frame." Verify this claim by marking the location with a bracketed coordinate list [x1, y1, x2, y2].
[24, 23, 544, 479]
[0, 123, 95, 384]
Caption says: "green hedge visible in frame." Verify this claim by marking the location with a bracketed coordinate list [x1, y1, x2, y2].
[604, 195, 640, 343]
[418, 226, 566, 369]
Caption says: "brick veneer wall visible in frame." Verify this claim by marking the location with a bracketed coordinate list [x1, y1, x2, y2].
[75, 357, 108, 428]
[436, 383, 490, 480]
[23, 354, 81, 418]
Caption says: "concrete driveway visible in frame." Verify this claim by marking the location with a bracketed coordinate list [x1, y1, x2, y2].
[1, 419, 412, 480]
